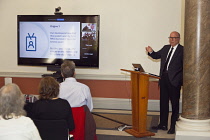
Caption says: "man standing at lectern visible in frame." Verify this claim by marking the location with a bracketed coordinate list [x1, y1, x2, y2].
[145, 31, 183, 134]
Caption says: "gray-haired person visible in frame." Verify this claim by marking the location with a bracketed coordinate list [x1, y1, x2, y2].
[0, 83, 41, 140]
[59, 60, 93, 111]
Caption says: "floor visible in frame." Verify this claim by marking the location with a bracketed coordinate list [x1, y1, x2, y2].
[93, 109, 175, 139]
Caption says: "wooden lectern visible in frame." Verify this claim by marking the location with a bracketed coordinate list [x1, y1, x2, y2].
[121, 69, 160, 138]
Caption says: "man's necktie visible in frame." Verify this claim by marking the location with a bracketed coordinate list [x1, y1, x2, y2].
[163, 47, 174, 72]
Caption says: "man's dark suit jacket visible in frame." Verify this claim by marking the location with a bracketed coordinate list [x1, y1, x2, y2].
[148, 44, 183, 87]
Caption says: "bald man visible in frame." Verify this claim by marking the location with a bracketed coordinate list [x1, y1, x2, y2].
[146, 31, 183, 134]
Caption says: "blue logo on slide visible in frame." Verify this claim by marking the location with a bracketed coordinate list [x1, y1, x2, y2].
[26, 33, 36, 51]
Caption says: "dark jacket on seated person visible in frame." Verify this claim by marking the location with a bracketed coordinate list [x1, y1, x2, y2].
[32, 98, 75, 131]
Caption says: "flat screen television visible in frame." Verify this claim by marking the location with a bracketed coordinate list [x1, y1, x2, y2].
[17, 15, 100, 69]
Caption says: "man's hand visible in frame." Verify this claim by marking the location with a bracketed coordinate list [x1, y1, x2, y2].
[145, 46, 153, 53]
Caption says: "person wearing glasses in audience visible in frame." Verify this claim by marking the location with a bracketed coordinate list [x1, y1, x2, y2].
[32, 77, 75, 132]
[0, 83, 41, 140]
[145, 31, 183, 134]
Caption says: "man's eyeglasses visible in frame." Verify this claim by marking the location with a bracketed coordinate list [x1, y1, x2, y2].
[168, 37, 180, 39]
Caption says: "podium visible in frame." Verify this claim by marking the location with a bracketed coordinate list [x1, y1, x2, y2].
[121, 69, 160, 137]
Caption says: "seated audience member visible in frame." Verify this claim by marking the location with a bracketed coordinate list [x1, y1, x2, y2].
[0, 83, 41, 140]
[32, 76, 75, 132]
[59, 60, 93, 111]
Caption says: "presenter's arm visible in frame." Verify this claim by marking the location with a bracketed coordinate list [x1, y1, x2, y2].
[146, 45, 161, 59]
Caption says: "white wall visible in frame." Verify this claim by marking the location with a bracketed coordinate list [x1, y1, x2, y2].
[0, 0, 183, 77]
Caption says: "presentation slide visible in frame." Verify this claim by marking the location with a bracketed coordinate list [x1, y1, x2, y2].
[19, 22, 80, 59]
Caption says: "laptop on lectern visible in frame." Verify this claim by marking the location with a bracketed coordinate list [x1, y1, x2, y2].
[132, 63, 160, 77]
[132, 63, 145, 72]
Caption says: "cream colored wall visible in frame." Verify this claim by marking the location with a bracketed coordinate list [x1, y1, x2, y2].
[0, 0, 183, 77]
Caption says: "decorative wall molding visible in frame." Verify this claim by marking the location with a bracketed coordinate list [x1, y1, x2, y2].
[93, 97, 160, 111]
[0, 72, 128, 80]
[93, 97, 182, 112]
[0, 72, 159, 81]
[0, 72, 44, 78]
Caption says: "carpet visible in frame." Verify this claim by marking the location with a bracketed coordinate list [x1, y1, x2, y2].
[92, 112, 159, 133]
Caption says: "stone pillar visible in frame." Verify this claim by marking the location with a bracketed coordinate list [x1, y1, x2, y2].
[182, 0, 210, 120]
[176, 0, 210, 140]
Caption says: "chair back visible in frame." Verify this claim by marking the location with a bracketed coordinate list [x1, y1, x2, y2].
[70, 107, 85, 140]
[33, 119, 69, 140]
[70, 106, 97, 140]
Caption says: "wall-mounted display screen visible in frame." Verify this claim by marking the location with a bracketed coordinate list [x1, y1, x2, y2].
[17, 15, 100, 68]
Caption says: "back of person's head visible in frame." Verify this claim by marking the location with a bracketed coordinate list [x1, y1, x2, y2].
[39, 77, 59, 100]
[0, 83, 26, 120]
[61, 60, 75, 78]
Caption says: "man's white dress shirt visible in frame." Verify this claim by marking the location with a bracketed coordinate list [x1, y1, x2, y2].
[166, 44, 178, 70]
[59, 77, 93, 111]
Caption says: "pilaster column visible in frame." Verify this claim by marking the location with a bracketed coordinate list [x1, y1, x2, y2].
[176, 0, 210, 139]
